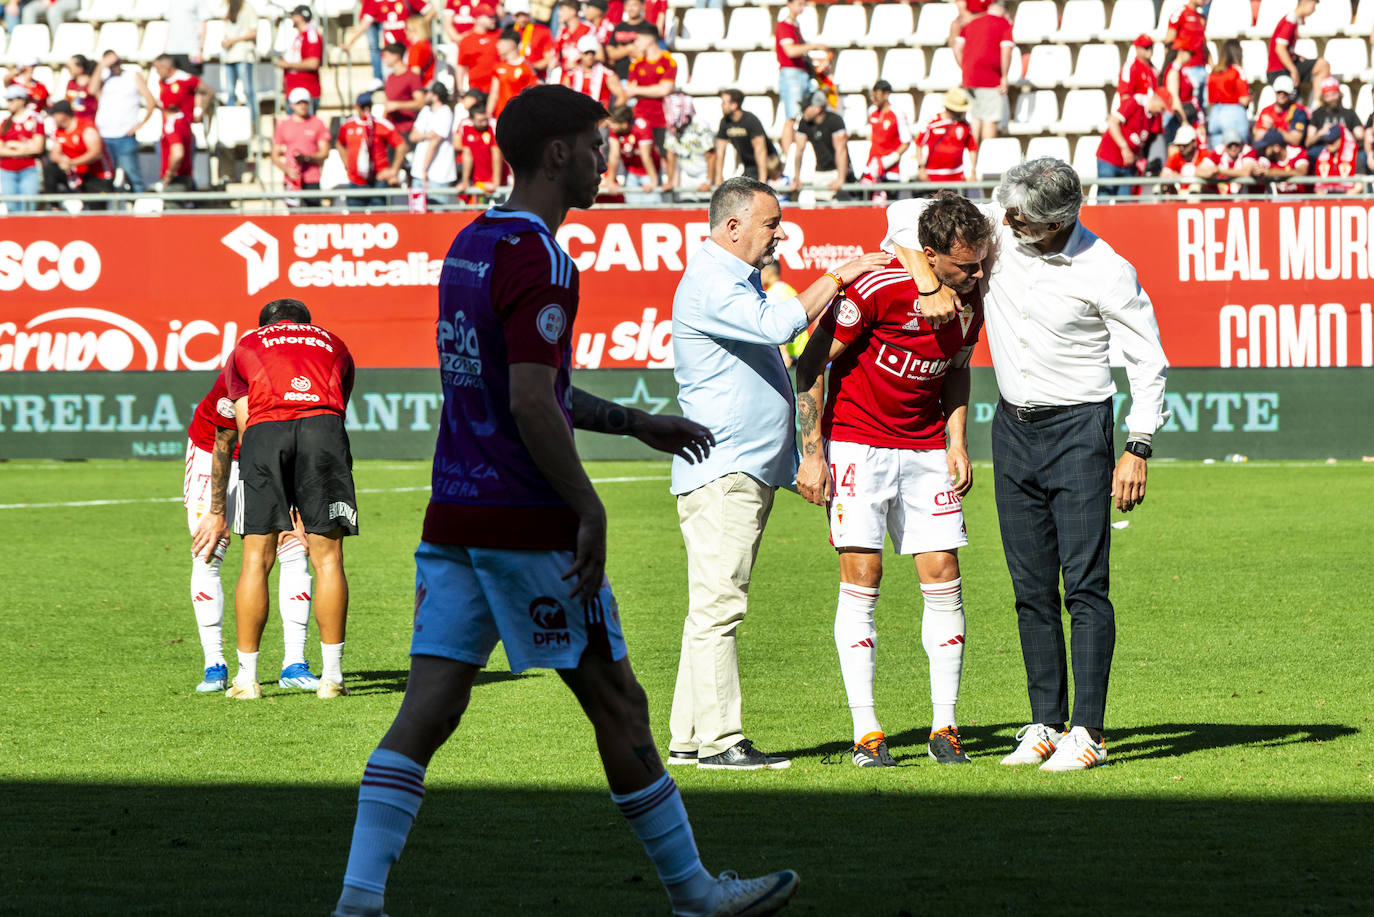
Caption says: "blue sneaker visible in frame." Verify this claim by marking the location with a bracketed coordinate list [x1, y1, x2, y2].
[196, 663, 228, 693]
[278, 662, 321, 690]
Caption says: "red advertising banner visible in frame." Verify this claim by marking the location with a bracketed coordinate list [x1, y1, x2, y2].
[2, 201, 1371, 372]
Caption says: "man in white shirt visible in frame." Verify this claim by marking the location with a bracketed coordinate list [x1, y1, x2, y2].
[409, 82, 458, 205]
[887, 158, 1168, 772]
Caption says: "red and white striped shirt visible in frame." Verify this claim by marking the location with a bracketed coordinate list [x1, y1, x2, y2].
[561, 63, 615, 107]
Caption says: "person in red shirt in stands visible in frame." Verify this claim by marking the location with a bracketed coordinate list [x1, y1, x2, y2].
[1118, 34, 1157, 103]
[583, 0, 615, 52]
[776, 0, 827, 173]
[1312, 124, 1359, 193]
[604, 103, 661, 191]
[1096, 90, 1166, 196]
[456, 102, 505, 197]
[337, 91, 409, 207]
[0, 83, 45, 212]
[279, 5, 323, 115]
[917, 88, 978, 183]
[1253, 127, 1311, 192]
[1207, 39, 1251, 144]
[213, 298, 358, 701]
[343, 0, 431, 84]
[1161, 123, 1219, 193]
[1254, 73, 1309, 146]
[442, 0, 475, 42]
[553, 0, 591, 72]
[507, 0, 556, 79]
[44, 99, 115, 206]
[152, 54, 214, 197]
[1164, 0, 1207, 105]
[64, 54, 98, 119]
[954, 0, 1013, 141]
[487, 29, 537, 119]
[273, 87, 332, 206]
[405, 14, 436, 84]
[1267, 0, 1330, 102]
[383, 42, 425, 135]
[1209, 128, 1261, 193]
[863, 79, 912, 184]
[624, 24, 676, 187]
[562, 34, 625, 107]
[4, 56, 51, 110]
[457, 3, 500, 92]
[1162, 53, 1200, 142]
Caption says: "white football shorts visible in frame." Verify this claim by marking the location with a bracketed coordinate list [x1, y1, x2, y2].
[183, 439, 240, 535]
[411, 541, 627, 673]
[826, 439, 968, 555]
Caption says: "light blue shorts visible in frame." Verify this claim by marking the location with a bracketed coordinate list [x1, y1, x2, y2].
[411, 541, 626, 673]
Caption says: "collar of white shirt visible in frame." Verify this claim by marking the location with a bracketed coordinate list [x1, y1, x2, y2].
[702, 237, 761, 285]
[1013, 219, 1090, 265]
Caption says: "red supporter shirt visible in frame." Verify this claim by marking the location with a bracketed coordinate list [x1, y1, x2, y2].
[627, 54, 676, 129]
[65, 79, 98, 118]
[54, 117, 112, 180]
[366, 0, 424, 46]
[957, 14, 1014, 89]
[1097, 96, 1160, 168]
[1257, 100, 1309, 135]
[445, 0, 474, 36]
[1268, 13, 1299, 73]
[867, 105, 911, 171]
[460, 121, 500, 184]
[0, 108, 44, 171]
[408, 38, 436, 84]
[159, 70, 201, 117]
[337, 114, 404, 184]
[1314, 127, 1359, 191]
[458, 30, 500, 91]
[821, 258, 984, 450]
[1165, 145, 1220, 192]
[385, 69, 424, 134]
[161, 110, 194, 176]
[187, 372, 239, 455]
[554, 19, 591, 69]
[1168, 5, 1207, 58]
[273, 114, 331, 187]
[284, 23, 323, 97]
[223, 321, 355, 428]
[919, 115, 978, 180]
[1118, 56, 1158, 100]
[1165, 60, 1195, 106]
[613, 120, 661, 175]
[516, 21, 555, 74]
[775, 18, 806, 69]
[1207, 66, 1249, 105]
[1259, 144, 1310, 192]
[490, 59, 537, 117]
[562, 63, 615, 106]
[9, 76, 49, 111]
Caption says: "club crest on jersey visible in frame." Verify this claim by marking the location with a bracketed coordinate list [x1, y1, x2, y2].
[957, 301, 974, 336]
[291, 376, 312, 391]
[836, 299, 861, 327]
[536, 304, 567, 343]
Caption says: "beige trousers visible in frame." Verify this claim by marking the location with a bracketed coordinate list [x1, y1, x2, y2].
[669, 472, 776, 758]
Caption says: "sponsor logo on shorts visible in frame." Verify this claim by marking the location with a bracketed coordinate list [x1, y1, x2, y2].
[529, 597, 571, 647]
[536, 304, 567, 344]
[328, 501, 358, 527]
[291, 375, 312, 391]
[836, 298, 860, 327]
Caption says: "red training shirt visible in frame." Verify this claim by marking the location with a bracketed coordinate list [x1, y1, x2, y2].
[957, 13, 1014, 89]
[1097, 95, 1161, 168]
[1118, 55, 1158, 101]
[867, 105, 912, 177]
[187, 372, 239, 455]
[223, 321, 355, 428]
[159, 70, 201, 117]
[54, 117, 112, 180]
[775, 17, 806, 70]
[490, 59, 537, 118]
[1168, 5, 1207, 58]
[613, 119, 661, 175]
[459, 121, 500, 184]
[459, 30, 500, 91]
[407, 38, 435, 84]
[1268, 13, 1299, 73]
[919, 115, 978, 180]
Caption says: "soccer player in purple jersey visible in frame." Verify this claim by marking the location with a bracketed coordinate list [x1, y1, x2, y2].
[331, 83, 801, 917]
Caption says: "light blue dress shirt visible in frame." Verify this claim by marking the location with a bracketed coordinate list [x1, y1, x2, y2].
[670, 239, 810, 495]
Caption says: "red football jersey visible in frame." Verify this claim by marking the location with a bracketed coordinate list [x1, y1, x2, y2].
[458, 30, 500, 91]
[0, 108, 44, 171]
[284, 23, 324, 97]
[54, 117, 112, 180]
[626, 54, 676, 129]
[337, 114, 403, 184]
[65, 78, 98, 118]
[445, 0, 474, 35]
[187, 372, 239, 455]
[1097, 96, 1161, 168]
[160, 110, 194, 177]
[1313, 127, 1358, 192]
[1118, 56, 1157, 101]
[223, 321, 355, 428]
[562, 63, 615, 106]
[1258, 144, 1310, 192]
[554, 19, 591, 69]
[1168, 5, 1207, 57]
[821, 259, 983, 450]
[919, 115, 978, 180]
[613, 120, 661, 175]
[159, 70, 201, 117]
[1268, 13, 1299, 74]
[459, 122, 501, 184]
[8, 75, 49, 110]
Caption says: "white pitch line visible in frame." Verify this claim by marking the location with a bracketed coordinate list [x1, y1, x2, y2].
[0, 476, 669, 511]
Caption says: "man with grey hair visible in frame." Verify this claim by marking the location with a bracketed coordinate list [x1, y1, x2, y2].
[885, 157, 1169, 772]
[669, 176, 888, 770]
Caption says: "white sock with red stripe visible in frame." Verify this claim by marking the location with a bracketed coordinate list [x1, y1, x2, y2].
[612, 772, 714, 915]
[276, 540, 312, 668]
[189, 547, 227, 668]
[337, 748, 427, 914]
[920, 577, 965, 732]
[834, 582, 882, 744]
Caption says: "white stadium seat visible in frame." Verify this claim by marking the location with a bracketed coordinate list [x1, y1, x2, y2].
[734, 50, 776, 95]
[211, 106, 253, 147]
[834, 48, 878, 93]
[79, 0, 136, 22]
[135, 108, 162, 145]
[1240, 40, 1269, 81]
[1250, 0, 1291, 38]
[675, 8, 724, 52]
[131, 0, 167, 21]
[683, 50, 733, 95]
[1322, 38, 1368, 80]
[1255, 83, 1277, 112]
[3, 24, 51, 65]
[890, 92, 916, 125]
[1013, 1, 1060, 44]
[1072, 135, 1101, 182]
[1056, 0, 1107, 43]
[1348, 0, 1374, 37]
[319, 0, 355, 17]
[846, 139, 868, 174]
[917, 47, 960, 92]
[841, 92, 868, 136]
[256, 19, 275, 59]
[719, 7, 770, 51]
[1305, 0, 1354, 36]
[1101, 0, 1155, 42]
[693, 94, 723, 131]
[878, 47, 925, 91]
[976, 137, 1023, 179]
[49, 22, 95, 64]
[916, 91, 949, 129]
[0, 30, 7, 61]
[1021, 45, 1073, 88]
[1008, 90, 1059, 135]
[274, 21, 298, 54]
[134, 20, 169, 62]
[1294, 37, 1319, 59]
[1026, 135, 1072, 162]
[1355, 82, 1373, 121]
[862, 3, 914, 49]
[815, 4, 866, 47]
[740, 94, 773, 129]
[913, 2, 959, 47]
[1055, 88, 1110, 133]
[1205, 0, 1255, 40]
[96, 22, 142, 61]
[1067, 44, 1122, 89]
[320, 150, 349, 190]
[200, 20, 227, 62]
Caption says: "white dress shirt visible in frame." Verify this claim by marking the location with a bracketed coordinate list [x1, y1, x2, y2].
[884, 198, 1170, 435]
[670, 239, 810, 495]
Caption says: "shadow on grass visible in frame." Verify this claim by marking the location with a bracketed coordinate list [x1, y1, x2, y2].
[341, 668, 533, 696]
[5, 781, 1371, 915]
[784, 722, 1361, 766]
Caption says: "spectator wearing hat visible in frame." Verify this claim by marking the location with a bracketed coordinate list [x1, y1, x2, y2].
[1255, 74, 1309, 147]
[507, 0, 556, 79]
[278, 5, 323, 115]
[0, 83, 44, 212]
[561, 33, 626, 107]
[1119, 35, 1159, 103]
[336, 92, 408, 208]
[625, 23, 677, 187]
[553, 0, 592, 71]
[862, 79, 911, 184]
[1206, 40, 1251, 145]
[455, 3, 501, 92]
[45, 99, 115, 207]
[917, 87, 978, 184]
[711, 88, 780, 188]
[3, 57, 51, 111]
[1254, 128, 1310, 192]
[787, 90, 852, 200]
[1312, 123, 1361, 191]
[1097, 91, 1167, 197]
[405, 14, 436, 84]
[382, 41, 425, 135]
[220, 0, 260, 109]
[776, 0, 828, 172]
[1161, 124, 1215, 194]
[1306, 76, 1362, 152]
[487, 28, 537, 119]
[1267, 0, 1331, 102]
[409, 82, 457, 204]
[954, 0, 1013, 141]
[89, 52, 157, 192]
[272, 87, 331, 207]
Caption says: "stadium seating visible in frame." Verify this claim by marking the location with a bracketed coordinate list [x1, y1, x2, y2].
[79, 0, 136, 23]
[834, 48, 878, 93]
[976, 136, 1024, 178]
[3, 24, 52, 64]
[676, 8, 724, 53]
[741, 93, 773, 130]
[1027, 135, 1073, 161]
[917, 47, 961, 92]
[734, 51, 776, 95]
[878, 47, 925, 91]
[1349, 0, 1374, 38]
[1009, 90, 1060, 135]
[1323, 38, 1369, 80]
[719, 7, 769, 51]
[1022, 45, 1074, 88]
[1304, 0, 1353, 36]
[97, 21, 142, 61]
[1057, 0, 1108, 43]
[912, 2, 959, 47]
[1102, 0, 1155, 42]
[816, 4, 867, 47]
[1067, 44, 1122, 89]
[130, 0, 168, 22]
[211, 106, 254, 147]
[1013, 1, 1061, 44]
[683, 50, 733, 95]
[861, 4, 914, 48]
[1054, 89, 1110, 134]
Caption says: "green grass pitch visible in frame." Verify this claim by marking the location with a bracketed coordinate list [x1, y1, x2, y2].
[2, 458, 1371, 915]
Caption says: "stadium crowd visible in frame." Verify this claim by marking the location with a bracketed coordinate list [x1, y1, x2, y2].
[5, 0, 1374, 209]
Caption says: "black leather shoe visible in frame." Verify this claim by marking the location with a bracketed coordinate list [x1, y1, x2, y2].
[667, 749, 698, 766]
[697, 739, 791, 770]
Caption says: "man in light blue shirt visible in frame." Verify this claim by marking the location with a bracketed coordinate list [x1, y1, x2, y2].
[667, 176, 888, 771]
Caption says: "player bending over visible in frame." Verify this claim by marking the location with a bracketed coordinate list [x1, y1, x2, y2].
[794, 191, 990, 767]
[331, 84, 800, 917]
[186, 359, 317, 694]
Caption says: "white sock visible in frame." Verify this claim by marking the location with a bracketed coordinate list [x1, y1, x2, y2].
[921, 577, 965, 732]
[834, 583, 882, 743]
[277, 540, 312, 668]
[322, 641, 345, 683]
[190, 547, 227, 668]
[236, 649, 259, 686]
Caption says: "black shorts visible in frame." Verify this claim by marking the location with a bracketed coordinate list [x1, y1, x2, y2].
[237, 413, 358, 537]
[1268, 57, 1315, 85]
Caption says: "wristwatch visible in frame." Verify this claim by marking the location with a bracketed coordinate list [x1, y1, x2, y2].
[1124, 440, 1152, 460]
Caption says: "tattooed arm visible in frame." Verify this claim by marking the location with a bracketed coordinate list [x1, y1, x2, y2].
[190, 426, 238, 561]
[794, 324, 848, 506]
[569, 387, 714, 464]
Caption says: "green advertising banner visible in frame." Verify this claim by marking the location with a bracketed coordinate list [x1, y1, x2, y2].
[0, 369, 1371, 461]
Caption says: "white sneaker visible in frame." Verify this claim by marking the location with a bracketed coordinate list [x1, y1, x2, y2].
[224, 680, 261, 700]
[1039, 726, 1107, 772]
[1000, 723, 1062, 766]
[702, 869, 800, 917]
[317, 678, 349, 698]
